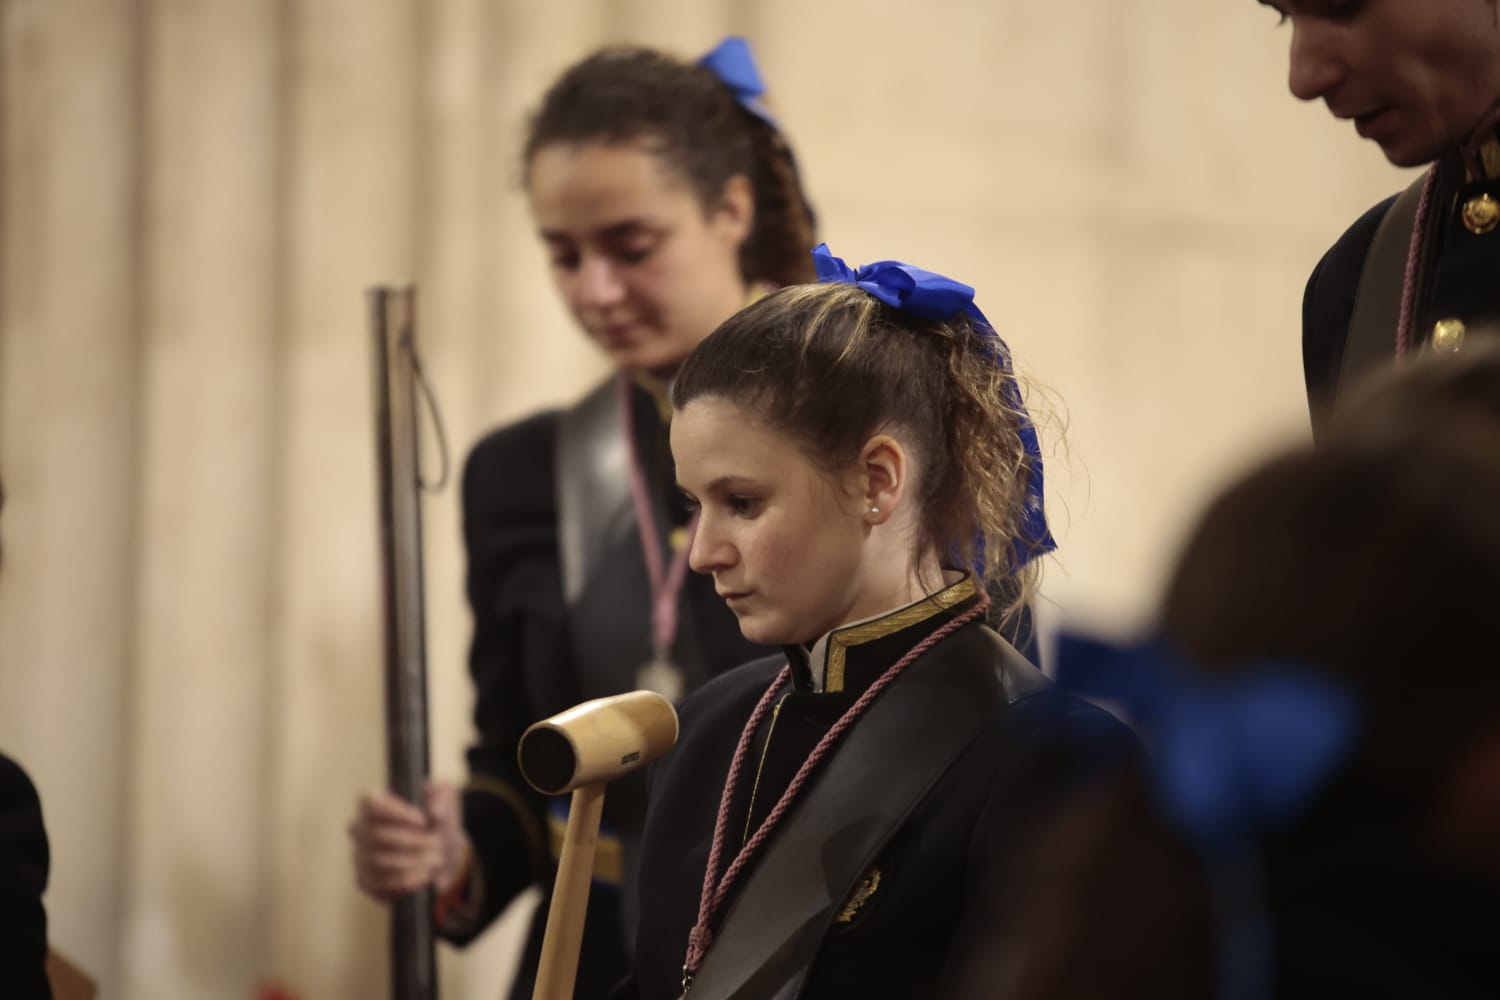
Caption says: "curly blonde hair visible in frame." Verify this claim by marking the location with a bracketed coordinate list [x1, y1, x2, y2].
[672, 282, 1043, 623]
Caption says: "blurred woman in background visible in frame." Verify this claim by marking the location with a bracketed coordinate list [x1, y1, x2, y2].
[348, 37, 819, 999]
[954, 345, 1500, 1000]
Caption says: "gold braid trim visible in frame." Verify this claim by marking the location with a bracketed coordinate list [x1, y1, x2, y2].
[546, 812, 625, 886]
[464, 775, 548, 866]
[825, 576, 976, 693]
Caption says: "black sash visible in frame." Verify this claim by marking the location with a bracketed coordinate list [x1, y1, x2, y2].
[555, 378, 657, 945]
[685, 627, 1047, 1000]
[1337, 177, 1428, 404]
[556, 378, 632, 608]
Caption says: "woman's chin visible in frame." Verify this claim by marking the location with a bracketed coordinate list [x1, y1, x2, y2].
[596, 337, 688, 377]
[737, 616, 817, 649]
[735, 613, 789, 647]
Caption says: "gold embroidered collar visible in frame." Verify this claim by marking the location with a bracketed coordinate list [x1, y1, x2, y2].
[788, 575, 978, 694]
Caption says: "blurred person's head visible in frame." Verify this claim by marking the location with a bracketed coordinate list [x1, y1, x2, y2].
[1260, 0, 1500, 167]
[1329, 330, 1500, 444]
[955, 346, 1500, 999]
[523, 41, 817, 377]
[1162, 432, 1500, 816]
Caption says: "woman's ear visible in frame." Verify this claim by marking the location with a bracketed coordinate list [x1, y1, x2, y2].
[711, 174, 755, 248]
[859, 434, 907, 525]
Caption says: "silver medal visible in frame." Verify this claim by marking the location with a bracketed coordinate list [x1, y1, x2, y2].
[635, 657, 686, 702]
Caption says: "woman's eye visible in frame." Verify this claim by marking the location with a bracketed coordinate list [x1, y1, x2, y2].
[680, 494, 701, 514]
[729, 495, 760, 517]
[548, 251, 580, 271]
[616, 241, 658, 264]
[1308, 0, 1362, 21]
[1325, 0, 1363, 21]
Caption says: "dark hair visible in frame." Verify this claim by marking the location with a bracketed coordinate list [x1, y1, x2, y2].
[1331, 336, 1500, 446]
[523, 46, 818, 287]
[1163, 427, 1500, 794]
[672, 282, 1041, 617]
[952, 771, 1213, 1000]
[955, 350, 1500, 1000]
[1167, 342, 1500, 790]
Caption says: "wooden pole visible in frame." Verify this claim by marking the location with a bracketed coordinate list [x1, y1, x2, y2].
[369, 286, 438, 999]
[532, 783, 607, 1000]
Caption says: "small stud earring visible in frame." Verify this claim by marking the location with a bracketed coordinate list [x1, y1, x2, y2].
[869, 505, 880, 514]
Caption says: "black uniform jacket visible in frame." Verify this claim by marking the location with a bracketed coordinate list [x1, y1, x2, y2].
[0, 752, 50, 999]
[1266, 787, 1500, 998]
[446, 378, 763, 999]
[1303, 129, 1500, 429]
[619, 578, 1135, 1000]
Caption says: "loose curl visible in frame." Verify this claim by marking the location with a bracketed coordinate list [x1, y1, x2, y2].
[523, 46, 817, 287]
[672, 282, 1042, 624]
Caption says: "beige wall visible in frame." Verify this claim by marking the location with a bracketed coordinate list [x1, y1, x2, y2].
[0, 0, 1409, 996]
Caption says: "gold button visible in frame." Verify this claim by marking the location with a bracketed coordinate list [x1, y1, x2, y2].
[1432, 318, 1466, 353]
[1462, 193, 1500, 235]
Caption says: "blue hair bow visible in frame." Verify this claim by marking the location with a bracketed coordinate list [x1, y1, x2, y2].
[699, 37, 778, 128]
[1054, 631, 1361, 1000]
[812, 243, 1056, 570]
[1054, 631, 1359, 848]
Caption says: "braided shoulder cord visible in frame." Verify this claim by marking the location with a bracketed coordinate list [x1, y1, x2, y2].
[681, 597, 990, 992]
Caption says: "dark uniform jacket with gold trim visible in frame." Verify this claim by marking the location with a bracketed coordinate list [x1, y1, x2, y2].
[618, 579, 1136, 1000]
[0, 752, 50, 999]
[1303, 132, 1500, 431]
[447, 378, 763, 999]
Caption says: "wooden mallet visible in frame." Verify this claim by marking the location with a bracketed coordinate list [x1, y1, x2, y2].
[518, 690, 679, 999]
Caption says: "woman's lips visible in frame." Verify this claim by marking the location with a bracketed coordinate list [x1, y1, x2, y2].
[596, 323, 639, 346]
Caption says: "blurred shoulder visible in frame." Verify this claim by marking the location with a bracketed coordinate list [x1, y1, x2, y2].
[0, 754, 42, 815]
[461, 409, 563, 519]
[1303, 193, 1401, 405]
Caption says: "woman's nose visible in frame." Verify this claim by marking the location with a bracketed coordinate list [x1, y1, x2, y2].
[687, 515, 732, 575]
[574, 254, 627, 309]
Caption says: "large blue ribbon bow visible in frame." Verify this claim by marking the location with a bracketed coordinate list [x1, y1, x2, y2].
[1053, 631, 1360, 849]
[1054, 631, 1361, 1000]
[812, 243, 1056, 570]
[699, 36, 778, 128]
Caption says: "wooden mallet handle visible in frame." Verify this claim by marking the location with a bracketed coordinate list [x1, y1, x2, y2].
[519, 691, 679, 999]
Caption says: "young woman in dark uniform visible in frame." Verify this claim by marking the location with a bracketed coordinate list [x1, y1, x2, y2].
[347, 38, 818, 999]
[619, 246, 1132, 999]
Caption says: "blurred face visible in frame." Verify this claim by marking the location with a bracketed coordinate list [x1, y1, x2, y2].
[527, 142, 753, 376]
[672, 397, 874, 646]
[1261, 0, 1500, 166]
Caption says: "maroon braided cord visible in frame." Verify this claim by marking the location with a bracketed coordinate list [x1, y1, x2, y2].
[681, 596, 991, 989]
[1397, 102, 1500, 361]
[1395, 165, 1439, 362]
